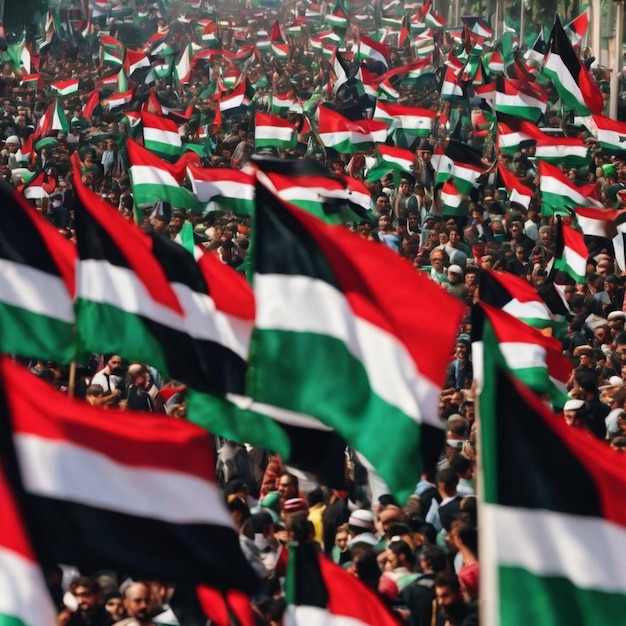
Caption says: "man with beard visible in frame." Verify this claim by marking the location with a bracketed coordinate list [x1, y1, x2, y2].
[59, 577, 113, 626]
[91, 355, 124, 406]
[114, 582, 155, 626]
[434, 572, 477, 626]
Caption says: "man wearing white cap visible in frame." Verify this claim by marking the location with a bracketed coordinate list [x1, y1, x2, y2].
[446, 265, 468, 301]
[347, 509, 378, 547]
[563, 399, 586, 429]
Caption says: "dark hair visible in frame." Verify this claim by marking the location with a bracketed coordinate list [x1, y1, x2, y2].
[69, 576, 101, 594]
[389, 539, 415, 567]
[421, 545, 448, 573]
[354, 551, 382, 589]
[456, 524, 478, 556]
[434, 571, 461, 593]
[437, 467, 459, 491]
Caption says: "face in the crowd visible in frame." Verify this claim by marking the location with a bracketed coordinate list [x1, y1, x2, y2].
[430, 252, 445, 271]
[277, 475, 298, 500]
[124, 584, 151, 621]
[104, 596, 125, 620]
[74, 586, 99, 614]
[106, 355, 123, 375]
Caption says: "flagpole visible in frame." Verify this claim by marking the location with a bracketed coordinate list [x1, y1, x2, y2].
[68, 360, 76, 398]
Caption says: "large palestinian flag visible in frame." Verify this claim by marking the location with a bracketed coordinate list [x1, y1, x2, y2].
[543, 15, 603, 115]
[478, 331, 626, 626]
[247, 180, 465, 500]
[0, 356, 257, 591]
[0, 182, 76, 363]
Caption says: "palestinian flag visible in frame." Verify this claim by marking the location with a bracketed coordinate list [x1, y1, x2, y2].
[373, 101, 437, 138]
[472, 303, 570, 409]
[441, 178, 465, 216]
[543, 15, 603, 115]
[478, 270, 556, 332]
[494, 76, 547, 123]
[497, 164, 534, 210]
[219, 80, 251, 114]
[50, 78, 79, 97]
[525, 31, 547, 68]
[539, 161, 602, 216]
[175, 44, 194, 85]
[339, 174, 374, 217]
[0, 182, 76, 363]
[21, 170, 56, 200]
[124, 48, 151, 77]
[141, 111, 182, 161]
[533, 135, 589, 168]
[38, 100, 69, 134]
[20, 74, 42, 91]
[82, 89, 101, 121]
[0, 446, 57, 626]
[377, 79, 400, 102]
[478, 340, 626, 626]
[127, 140, 199, 212]
[432, 144, 453, 187]
[255, 111, 297, 150]
[0, 356, 258, 591]
[376, 144, 415, 175]
[100, 34, 125, 67]
[326, 1, 349, 28]
[202, 21, 221, 48]
[247, 180, 465, 501]
[496, 115, 543, 155]
[588, 115, 626, 153]
[318, 106, 387, 154]
[445, 140, 485, 196]
[573, 206, 621, 239]
[187, 164, 255, 214]
[553, 218, 588, 283]
[286, 542, 399, 626]
[271, 93, 300, 115]
[564, 9, 589, 47]
[101, 89, 134, 112]
[356, 35, 388, 68]
[440, 65, 464, 100]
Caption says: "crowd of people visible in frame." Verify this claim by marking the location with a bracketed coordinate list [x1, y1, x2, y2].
[5, 0, 626, 625]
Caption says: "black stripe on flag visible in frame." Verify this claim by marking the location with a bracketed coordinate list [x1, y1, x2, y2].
[491, 362, 601, 516]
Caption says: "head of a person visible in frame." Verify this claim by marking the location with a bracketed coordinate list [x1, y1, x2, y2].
[122, 582, 151, 623]
[399, 179, 410, 195]
[104, 354, 123, 375]
[385, 539, 414, 571]
[70, 577, 102, 615]
[277, 472, 299, 501]
[4, 135, 19, 151]
[103, 591, 125, 620]
[430, 249, 445, 270]
[434, 572, 465, 615]
[127, 363, 149, 389]
[85, 384, 105, 406]
[419, 544, 448, 574]
[563, 398, 586, 428]
[447, 264, 464, 284]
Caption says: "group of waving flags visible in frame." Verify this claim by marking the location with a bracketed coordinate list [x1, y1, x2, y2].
[4, 1, 626, 625]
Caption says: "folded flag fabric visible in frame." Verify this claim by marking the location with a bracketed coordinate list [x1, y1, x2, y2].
[187, 164, 255, 214]
[553, 217, 588, 283]
[255, 111, 297, 150]
[141, 110, 182, 161]
[50, 78, 79, 96]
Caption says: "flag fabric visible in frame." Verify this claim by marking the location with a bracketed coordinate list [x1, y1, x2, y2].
[441, 178, 465, 216]
[0, 441, 57, 626]
[102, 88, 135, 112]
[175, 43, 194, 85]
[494, 77, 547, 123]
[50, 78, 79, 96]
[100, 34, 125, 67]
[497, 164, 534, 210]
[376, 144, 415, 175]
[318, 106, 388, 154]
[148, 238, 254, 396]
[20, 74, 42, 91]
[496, 115, 543, 155]
[247, 180, 465, 501]
[573, 206, 621, 239]
[373, 101, 437, 138]
[588, 115, 626, 153]
[539, 161, 602, 216]
[564, 9, 589, 47]
[477, 336, 626, 626]
[127, 139, 199, 212]
[0, 356, 258, 591]
[533, 136, 589, 168]
[254, 112, 297, 150]
[0, 181, 76, 363]
[472, 302, 571, 408]
[187, 165, 255, 214]
[553, 218, 588, 283]
[445, 140, 485, 196]
[124, 48, 151, 77]
[38, 100, 69, 134]
[286, 541, 399, 626]
[440, 65, 464, 100]
[543, 15, 603, 115]
[219, 80, 251, 114]
[478, 269, 556, 332]
[141, 111, 182, 161]
[21, 170, 56, 201]
[356, 35, 389, 68]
